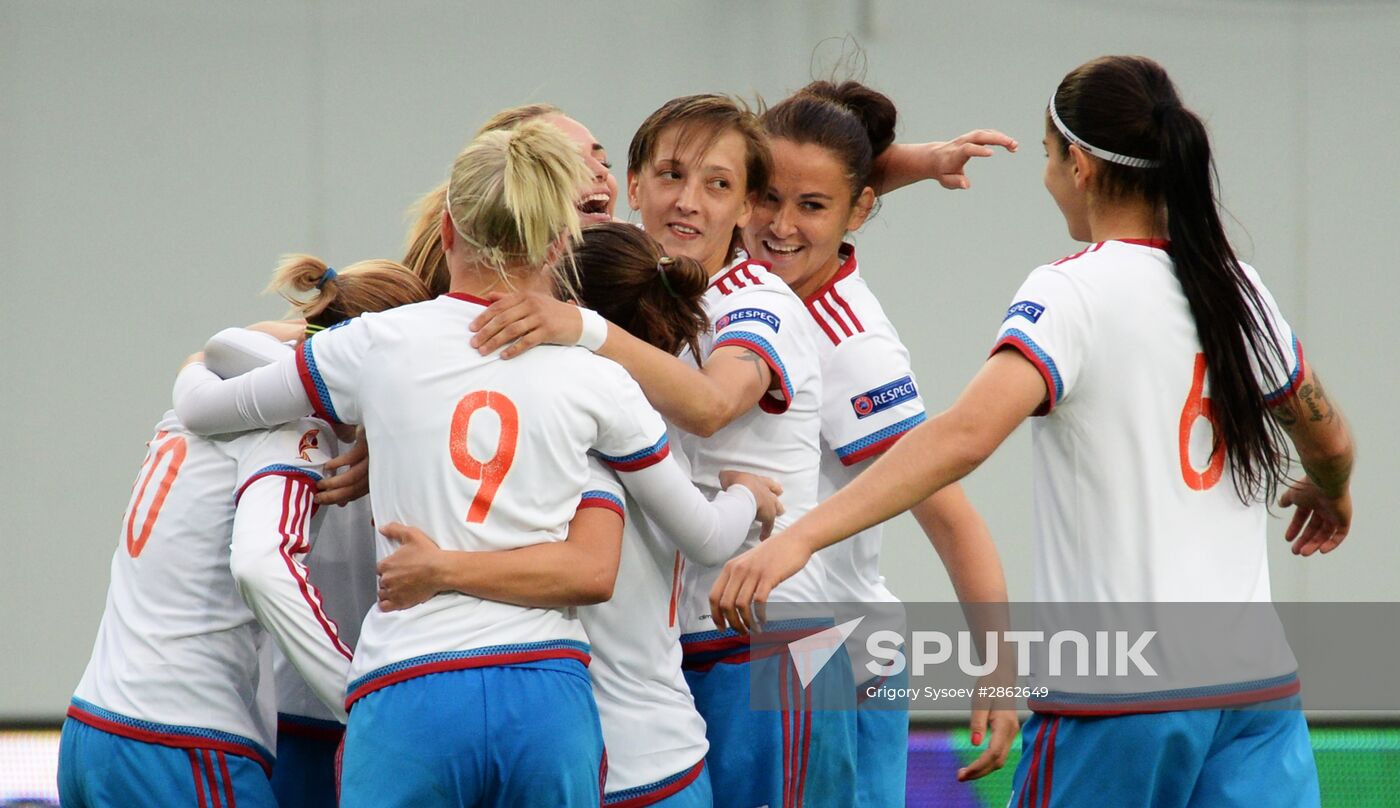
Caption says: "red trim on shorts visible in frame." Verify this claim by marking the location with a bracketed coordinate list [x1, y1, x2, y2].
[188, 750, 208, 808]
[1039, 717, 1060, 808]
[345, 647, 593, 707]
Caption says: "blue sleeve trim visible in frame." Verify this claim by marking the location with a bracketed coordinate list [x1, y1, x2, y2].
[834, 412, 928, 463]
[713, 330, 794, 402]
[998, 328, 1064, 403]
[594, 433, 670, 472]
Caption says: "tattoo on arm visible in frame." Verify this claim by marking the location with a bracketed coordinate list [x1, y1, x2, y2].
[1300, 377, 1336, 424]
[736, 350, 771, 387]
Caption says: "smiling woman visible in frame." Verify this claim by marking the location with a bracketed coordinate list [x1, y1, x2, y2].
[401, 104, 619, 295]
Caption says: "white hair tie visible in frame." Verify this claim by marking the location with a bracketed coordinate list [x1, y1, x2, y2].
[1049, 93, 1161, 169]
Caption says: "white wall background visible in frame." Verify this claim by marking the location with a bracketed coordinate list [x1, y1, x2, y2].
[3, 0, 1396, 720]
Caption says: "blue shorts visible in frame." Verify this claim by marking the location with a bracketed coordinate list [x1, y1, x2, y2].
[854, 663, 910, 808]
[340, 656, 604, 808]
[603, 759, 711, 807]
[59, 703, 276, 808]
[271, 714, 344, 808]
[1010, 698, 1319, 808]
[682, 626, 857, 807]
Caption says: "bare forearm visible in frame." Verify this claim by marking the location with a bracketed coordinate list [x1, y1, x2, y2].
[872, 142, 940, 195]
[598, 323, 733, 435]
[791, 414, 988, 554]
[436, 545, 614, 607]
[910, 486, 1009, 605]
[1274, 373, 1355, 497]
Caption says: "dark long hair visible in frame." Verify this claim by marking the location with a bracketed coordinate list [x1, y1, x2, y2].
[1051, 55, 1289, 503]
[569, 223, 710, 360]
[761, 79, 897, 199]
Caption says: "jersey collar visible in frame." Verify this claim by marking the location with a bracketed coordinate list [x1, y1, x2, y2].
[1113, 238, 1171, 251]
[444, 291, 493, 306]
[801, 243, 859, 304]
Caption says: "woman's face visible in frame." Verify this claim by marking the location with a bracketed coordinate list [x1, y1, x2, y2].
[546, 114, 618, 226]
[627, 125, 753, 276]
[744, 138, 871, 298]
[1043, 123, 1091, 242]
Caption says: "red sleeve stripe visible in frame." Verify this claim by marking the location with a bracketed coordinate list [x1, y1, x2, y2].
[578, 490, 625, 521]
[295, 340, 342, 425]
[277, 477, 353, 660]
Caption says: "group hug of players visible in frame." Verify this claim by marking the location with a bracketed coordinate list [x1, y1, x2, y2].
[59, 54, 1355, 808]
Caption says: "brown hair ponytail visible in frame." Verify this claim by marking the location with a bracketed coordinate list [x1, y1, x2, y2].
[267, 254, 432, 329]
[570, 223, 709, 359]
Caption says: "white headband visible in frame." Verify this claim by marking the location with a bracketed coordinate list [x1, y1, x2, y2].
[1048, 93, 1161, 169]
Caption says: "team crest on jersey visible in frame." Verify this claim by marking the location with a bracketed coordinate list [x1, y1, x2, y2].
[1004, 300, 1046, 323]
[715, 307, 781, 333]
[851, 375, 918, 419]
[298, 429, 320, 461]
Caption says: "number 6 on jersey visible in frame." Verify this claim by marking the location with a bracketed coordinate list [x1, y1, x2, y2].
[449, 391, 519, 523]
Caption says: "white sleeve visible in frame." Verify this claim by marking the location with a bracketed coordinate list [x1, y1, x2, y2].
[172, 358, 310, 435]
[204, 327, 293, 378]
[601, 455, 759, 568]
[709, 281, 806, 414]
[228, 421, 351, 721]
[590, 369, 671, 472]
[820, 332, 927, 466]
[990, 266, 1091, 415]
[1242, 265, 1307, 405]
[173, 319, 370, 435]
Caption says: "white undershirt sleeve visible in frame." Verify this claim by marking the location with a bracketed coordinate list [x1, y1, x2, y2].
[614, 455, 758, 567]
[172, 357, 312, 436]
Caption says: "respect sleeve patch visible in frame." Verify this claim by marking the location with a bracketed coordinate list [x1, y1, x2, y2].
[851, 375, 918, 419]
[1003, 300, 1046, 324]
[715, 307, 781, 333]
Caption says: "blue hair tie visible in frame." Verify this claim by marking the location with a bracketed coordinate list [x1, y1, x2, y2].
[317, 267, 337, 289]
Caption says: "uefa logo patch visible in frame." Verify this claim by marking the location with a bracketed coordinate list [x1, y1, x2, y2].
[850, 375, 917, 419]
[715, 307, 781, 333]
[1003, 300, 1046, 323]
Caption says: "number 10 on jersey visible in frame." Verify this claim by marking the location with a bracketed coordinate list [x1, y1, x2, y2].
[449, 391, 519, 523]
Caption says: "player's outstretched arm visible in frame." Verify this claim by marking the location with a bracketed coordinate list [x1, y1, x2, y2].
[874, 130, 1018, 194]
[1270, 364, 1355, 556]
[469, 290, 772, 437]
[173, 356, 312, 435]
[375, 508, 623, 611]
[710, 349, 1045, 634]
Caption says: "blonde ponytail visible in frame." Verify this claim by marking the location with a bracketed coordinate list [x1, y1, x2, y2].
[266, 255, 432, 328]
[403, 182, 450, 295]
[444, 118, 590, 294]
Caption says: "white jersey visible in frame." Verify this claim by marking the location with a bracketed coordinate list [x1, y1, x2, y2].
[200, 332, 377, 730]
[71, 412, 349, 770]
[805, 247, 928, 674]
[296, 293, 671, 706]
[992, 239, 1305, 708]
[577, 458, 708, 794]
[673, 259, 826, 636]
[273, 488, 376, 729]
